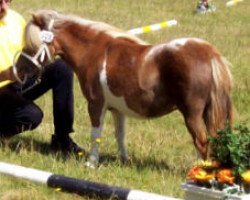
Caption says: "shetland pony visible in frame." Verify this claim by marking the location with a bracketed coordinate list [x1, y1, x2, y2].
[21, 10, 233, 167]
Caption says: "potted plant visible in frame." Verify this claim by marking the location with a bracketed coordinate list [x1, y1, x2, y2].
[182, 124, 250, 200]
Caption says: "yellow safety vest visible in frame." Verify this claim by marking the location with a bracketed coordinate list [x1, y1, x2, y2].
[0, 9, 26, 88]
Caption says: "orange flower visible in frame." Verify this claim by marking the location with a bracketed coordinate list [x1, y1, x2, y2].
[195, 160, 220, 169]
[241, 170, 250, 183]
[217, 169, 235, 185]
[187, 166, 215, 182]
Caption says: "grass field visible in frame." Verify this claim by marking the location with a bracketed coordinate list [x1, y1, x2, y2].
[0, 0, 249, 199]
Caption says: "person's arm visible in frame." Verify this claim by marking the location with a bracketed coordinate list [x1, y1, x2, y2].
[0, 68, 15, 83]
[0, 9, 26, 88]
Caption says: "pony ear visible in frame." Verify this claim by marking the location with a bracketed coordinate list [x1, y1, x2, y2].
[31, 13, 45, 27]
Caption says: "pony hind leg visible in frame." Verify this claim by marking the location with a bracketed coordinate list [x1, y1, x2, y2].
[111, 109, 129, 164]
[182, 103, 208, 159]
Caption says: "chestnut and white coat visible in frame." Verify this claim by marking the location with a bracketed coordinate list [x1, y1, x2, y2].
[22, 10, 233, 168]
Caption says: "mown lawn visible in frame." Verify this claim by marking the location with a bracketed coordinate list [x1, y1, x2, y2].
[0, 0, 249, 199]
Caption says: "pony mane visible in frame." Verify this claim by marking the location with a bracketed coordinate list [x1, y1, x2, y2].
[25, 21, 43, 52]
[26, 9, 147, 47]
[67, 16, 147, 44]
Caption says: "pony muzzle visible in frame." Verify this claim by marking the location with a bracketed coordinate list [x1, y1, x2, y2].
[12, 44, 52, 84]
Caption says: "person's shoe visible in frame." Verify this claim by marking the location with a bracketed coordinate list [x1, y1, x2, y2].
[50, 135, 85, 158]
[196, 1, 216, 14]
[196, 3, 207, 14]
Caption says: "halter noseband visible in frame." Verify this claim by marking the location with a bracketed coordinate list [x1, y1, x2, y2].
[12, 19, 55, 90]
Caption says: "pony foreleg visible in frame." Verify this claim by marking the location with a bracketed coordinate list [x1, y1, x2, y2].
[86, 106, 106, 168]
[111, 110, 129, 164]
[86, 102, 106, 168]
[86, 126, 103, 168]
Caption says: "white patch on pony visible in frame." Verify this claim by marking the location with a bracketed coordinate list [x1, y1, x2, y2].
[100, 55, 141, 118]
[89, 126, 102, 162]
[87, 108, 106, 168]
[144, 38, 207, 61]
[167, 38, 189, 48]
[171, 38, 206, 49]
[167, 38, 206, 49]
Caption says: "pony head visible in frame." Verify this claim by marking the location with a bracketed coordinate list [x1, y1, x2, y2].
[13, 10, 59, 84]
[24, 10, 58, 59]
[26, 10, 58, 47]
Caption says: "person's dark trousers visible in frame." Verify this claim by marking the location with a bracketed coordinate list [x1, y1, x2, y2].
[0, 59, 74, 139]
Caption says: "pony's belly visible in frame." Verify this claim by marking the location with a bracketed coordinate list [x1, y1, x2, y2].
[103, 89, 143, 118]
[100, 59, 143, 118]
[146, 104, 176, 118]
[100, 73, 174, 118]
[100, 76, 142, 118]
[102, 86, 176, 118]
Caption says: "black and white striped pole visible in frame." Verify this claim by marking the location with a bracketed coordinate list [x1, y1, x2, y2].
[0, 162, 180, 200]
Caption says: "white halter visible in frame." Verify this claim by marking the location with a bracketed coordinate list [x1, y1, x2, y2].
[12, 19, 55, 88]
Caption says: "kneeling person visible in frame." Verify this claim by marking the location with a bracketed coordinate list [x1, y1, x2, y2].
[0, 0, 84, 156]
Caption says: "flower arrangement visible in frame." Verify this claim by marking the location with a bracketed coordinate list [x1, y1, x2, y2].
[186, 124, 250, 195]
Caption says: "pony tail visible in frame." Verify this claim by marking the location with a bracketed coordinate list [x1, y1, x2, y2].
[204, 56, 233, 137]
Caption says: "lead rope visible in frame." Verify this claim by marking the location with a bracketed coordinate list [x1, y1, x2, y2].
[12, 51, 28, 85]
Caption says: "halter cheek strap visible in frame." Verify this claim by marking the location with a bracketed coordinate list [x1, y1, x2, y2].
[12, 44, 52, 85]
[22, 43, 53, 65]
[12, 51, 28, 85]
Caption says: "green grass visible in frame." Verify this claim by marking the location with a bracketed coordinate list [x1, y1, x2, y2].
[0, 0, 249, 199]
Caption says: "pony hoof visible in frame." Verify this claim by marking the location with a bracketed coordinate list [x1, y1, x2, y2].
[85, 161, 97, 169]
[120, 156, 131, 165]
[85, 155, 99, 169]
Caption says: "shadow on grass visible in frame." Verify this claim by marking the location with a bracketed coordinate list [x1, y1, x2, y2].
[2, 136, 171, 171]
[1, 136, 83, 162]
[99, 153, 170, 171]
[131, 155, 171, 171]
[5, 136, 51, 154]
